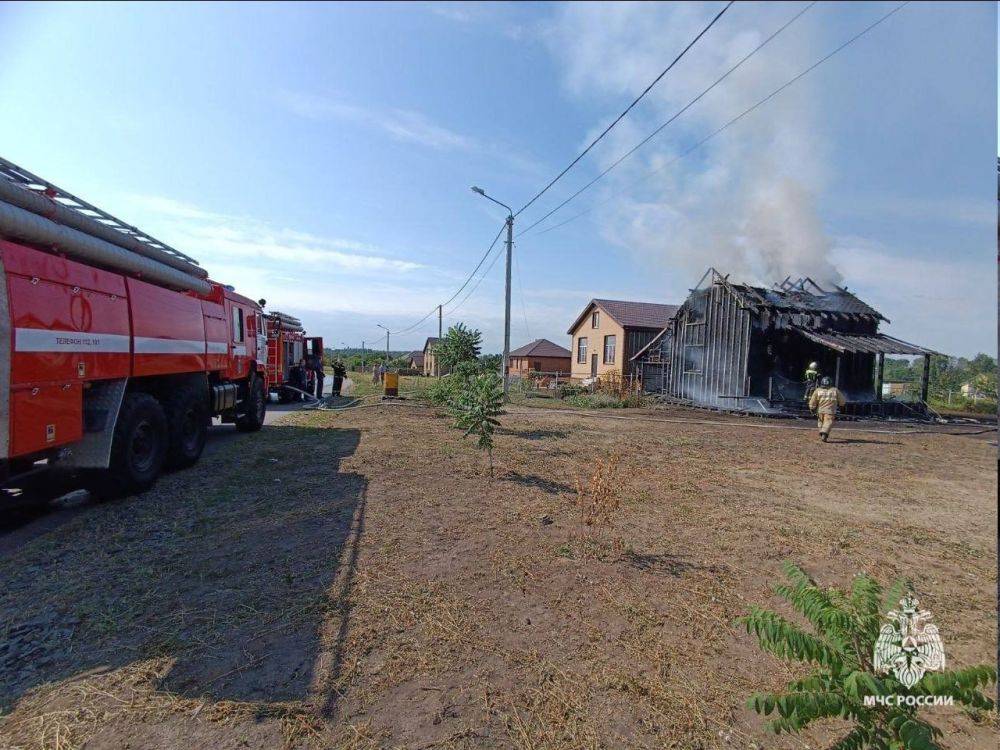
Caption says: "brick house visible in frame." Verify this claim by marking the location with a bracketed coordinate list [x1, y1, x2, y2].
[507, 338, 572, 377]
[567, 299, 678, 381]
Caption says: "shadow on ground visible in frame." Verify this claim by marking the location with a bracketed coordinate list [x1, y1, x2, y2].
[499, 428, 570, 441]
[0, 422, 365, 716]
[503, 470, 575, 495]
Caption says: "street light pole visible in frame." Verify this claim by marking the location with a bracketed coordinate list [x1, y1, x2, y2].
[471, 186, 514, 399]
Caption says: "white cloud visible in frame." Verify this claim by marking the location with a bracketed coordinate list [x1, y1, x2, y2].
[124, 194, 422, 273]
[833, 236, 997, 357]
[541, 3, 838, 285]
[275, 91, 478, 151]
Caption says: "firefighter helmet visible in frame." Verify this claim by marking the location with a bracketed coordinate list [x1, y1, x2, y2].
[808, 361, 819, 370]
[820, 376, 832, 387]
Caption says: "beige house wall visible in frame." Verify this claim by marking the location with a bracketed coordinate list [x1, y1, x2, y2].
[423, 350, 437, 376]
[569, 305, 626, 380]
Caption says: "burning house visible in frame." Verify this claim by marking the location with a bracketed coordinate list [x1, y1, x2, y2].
[632, 268, 937, 416]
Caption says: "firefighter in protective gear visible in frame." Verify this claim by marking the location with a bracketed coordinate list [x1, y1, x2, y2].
[804, 361, 820, 392]
[808, 375, 845, 442]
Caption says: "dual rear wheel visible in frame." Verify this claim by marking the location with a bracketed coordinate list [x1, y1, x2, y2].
[90, 375, 264, 499]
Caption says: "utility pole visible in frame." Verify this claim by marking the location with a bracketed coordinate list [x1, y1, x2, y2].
[502, 214, 513, 398]
[376, 324, 390, 368]
[361, 340, 366, 370]
[437, 304, 442, 377]
[470, 185, 514, 399]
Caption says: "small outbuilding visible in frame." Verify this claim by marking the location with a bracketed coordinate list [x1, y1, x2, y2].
[507, 338, 572, 377]
[632, 269, 937, 416]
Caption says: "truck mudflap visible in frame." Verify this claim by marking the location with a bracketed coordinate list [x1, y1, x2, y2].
[0, 251, 9, 461]
[52, 377, 127, 469]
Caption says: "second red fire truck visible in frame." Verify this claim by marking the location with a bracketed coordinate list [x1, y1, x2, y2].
[0, 157, 271, 497]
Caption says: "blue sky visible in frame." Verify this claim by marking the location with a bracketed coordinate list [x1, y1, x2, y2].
[0, 1, 995, 357]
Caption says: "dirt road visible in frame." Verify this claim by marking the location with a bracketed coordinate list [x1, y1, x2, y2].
[1, 402, 996, 749]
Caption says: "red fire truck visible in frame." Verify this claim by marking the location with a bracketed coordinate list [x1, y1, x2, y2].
[263, 311, 323, 402]
[0, 157, 269, 497]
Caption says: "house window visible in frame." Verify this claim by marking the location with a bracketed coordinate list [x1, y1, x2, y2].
[603, 335, 616, 364]
[532, 360, 542, 371]
[577, 337, 588, 364]
[592, 311, 600, 328]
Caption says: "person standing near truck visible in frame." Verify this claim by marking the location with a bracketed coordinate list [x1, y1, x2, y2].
[808, 376, 846, 442]
[311, 354, 325, 399]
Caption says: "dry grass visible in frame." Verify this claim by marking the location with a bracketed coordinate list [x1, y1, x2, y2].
[0, 402, 995, 749]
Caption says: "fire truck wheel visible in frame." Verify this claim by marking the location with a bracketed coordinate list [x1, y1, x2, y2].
[236, 375, 266, 432]
[92, 392, 168, 498]
[164, 384, 209, 469]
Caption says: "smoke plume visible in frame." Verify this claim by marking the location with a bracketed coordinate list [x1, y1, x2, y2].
[545, 2, 844, 287]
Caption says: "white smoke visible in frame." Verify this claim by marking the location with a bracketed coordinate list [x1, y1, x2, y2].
[544, 2, 844, 287]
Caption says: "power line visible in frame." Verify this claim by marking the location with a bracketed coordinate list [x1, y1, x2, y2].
[512, 0, 734, 219]
[513, 248, 531, 339]
[363, 220, 506, 340]
[517, 0, 817, 237]
[446, 238, 505, 318]
[527, 1, 910, 239]
[439, 222, 506, 309]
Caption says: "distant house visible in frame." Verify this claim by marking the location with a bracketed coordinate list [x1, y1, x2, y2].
[508, 338, 572, 377]
[567, 299, 679, 381]
[422, 337, 445, 376]
[408, 350, 425, 372]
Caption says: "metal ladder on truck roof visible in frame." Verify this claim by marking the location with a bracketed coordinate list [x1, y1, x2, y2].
[0, 155, 201, 267]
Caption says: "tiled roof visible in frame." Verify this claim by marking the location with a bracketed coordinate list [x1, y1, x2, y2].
[509, 338, 572, 358]
[568, 299, 679, 334]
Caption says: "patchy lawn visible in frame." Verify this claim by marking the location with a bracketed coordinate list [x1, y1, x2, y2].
[0, 404, 996, 749]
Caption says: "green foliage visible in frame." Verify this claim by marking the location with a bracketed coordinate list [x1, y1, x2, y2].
[435, 323, 483, 370]
[740, 563, 996, 749]
[564, 392, 646, 409]
[422, 360, 484, 406]
[479, 353, 502, 372]
[558, 383, 585, 399]
[451, 370, 506, 476]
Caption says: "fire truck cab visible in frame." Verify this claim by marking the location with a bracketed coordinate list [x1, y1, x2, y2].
[0, 158, 270, 498]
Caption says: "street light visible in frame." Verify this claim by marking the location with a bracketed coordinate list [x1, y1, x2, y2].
[470, 185, 514, 399]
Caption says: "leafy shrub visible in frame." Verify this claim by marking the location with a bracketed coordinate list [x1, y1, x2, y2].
[435, 322, 483, 371]
[740, 563, 996, 749]
[422, 360, 487, 406]
[565, 392, 646, 409]
[451, 371, 505, 476]
[558, 383, 585, 399]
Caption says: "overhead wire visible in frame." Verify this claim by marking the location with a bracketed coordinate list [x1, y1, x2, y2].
[516, 0, 817, 237]
[361, 220, 506, 341]
[524, 1, 910, 239]
[446, 237, 505, 318]
[513, 247, 531, 339]
[513, 0, 734, 218]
